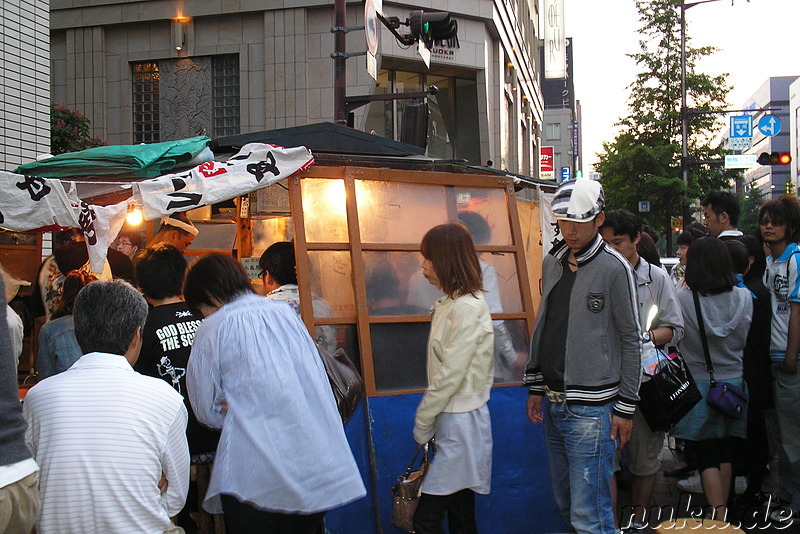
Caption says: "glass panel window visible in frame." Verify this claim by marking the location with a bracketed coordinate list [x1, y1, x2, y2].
[212, 54, 240, 137]
[363, 251, 431, 316]
[308, 250, 355, 319]
[455, 79, 481, 165]
[355, 181, 449, 244]
[371, 322, 430, 392]
[492, 318, 529, 384]
[301, 179, 348, 243]
[453, 188, 512, 246]
[395, 71, 424, 141]
[480, 252, 523, 313]
[132, 62, 160, 143]
[363, 69, 392, 138]
[546, 123, 561, 140]
[332, 324, 362, 375]
[362, 71, 479, 163]
[252, 217, 293, 256]
[177, 222, 235, 253]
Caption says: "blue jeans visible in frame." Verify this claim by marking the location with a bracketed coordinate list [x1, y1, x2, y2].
[543, 400, 616, 534]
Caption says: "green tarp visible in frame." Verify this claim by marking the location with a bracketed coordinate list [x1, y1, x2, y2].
[15, 136, 211, 179]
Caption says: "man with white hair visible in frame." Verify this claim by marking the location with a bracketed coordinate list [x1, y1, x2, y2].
[23, 280, 190, 533]
[524, 178, 642, 534]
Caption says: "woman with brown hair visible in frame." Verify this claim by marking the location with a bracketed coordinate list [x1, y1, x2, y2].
[672, 237, 752, 520]
[412, 223, 495, 533]
[37, 270, 97, 379]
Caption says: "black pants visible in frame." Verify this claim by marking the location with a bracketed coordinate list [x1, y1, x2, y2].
[220, 494, 325, 534]
[412, 489, 478, 534]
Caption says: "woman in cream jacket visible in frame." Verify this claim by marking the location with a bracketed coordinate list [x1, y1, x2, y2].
[413, 223, 495, 534]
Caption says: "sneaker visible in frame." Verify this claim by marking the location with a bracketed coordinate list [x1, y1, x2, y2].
[734, 476, 747, 495]
[677, 473, 703, 493]
[769, 506, 800, 523]
[676, 474, 748, 495]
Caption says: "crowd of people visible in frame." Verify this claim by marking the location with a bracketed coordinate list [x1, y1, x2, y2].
[1, 181, 799, 534]
[525, 182, 799, 533]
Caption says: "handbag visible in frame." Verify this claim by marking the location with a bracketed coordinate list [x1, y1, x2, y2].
[637, 349, 702, 432]
[317, 345, 365, 423]
[391, 443, 431, 533]
[692, 290, 748, 420]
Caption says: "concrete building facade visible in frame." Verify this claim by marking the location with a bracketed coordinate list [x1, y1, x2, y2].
[739, 76, 798, 199]
[49, 0, 546, 176]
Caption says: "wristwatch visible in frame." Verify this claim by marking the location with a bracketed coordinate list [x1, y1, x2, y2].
[643, 331, 652, 343]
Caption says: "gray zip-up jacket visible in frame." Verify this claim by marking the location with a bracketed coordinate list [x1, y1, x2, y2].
[524, 234, 643, 418]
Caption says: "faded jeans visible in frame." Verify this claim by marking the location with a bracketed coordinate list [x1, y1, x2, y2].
[543, 400, 616, 534]
[773, 369, 800, 509]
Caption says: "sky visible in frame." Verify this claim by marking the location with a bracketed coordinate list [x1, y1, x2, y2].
[564, 0, 800, 171]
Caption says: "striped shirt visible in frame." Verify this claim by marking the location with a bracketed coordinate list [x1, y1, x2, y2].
[23, 352, 190, 534]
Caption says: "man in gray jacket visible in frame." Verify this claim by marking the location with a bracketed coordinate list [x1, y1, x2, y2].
[525, 178, 642, 534]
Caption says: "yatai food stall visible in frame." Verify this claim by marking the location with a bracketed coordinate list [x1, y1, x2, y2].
[1, 123, 566, 533]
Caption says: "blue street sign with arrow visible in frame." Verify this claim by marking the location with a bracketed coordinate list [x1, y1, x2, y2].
[730, 115, 752, 138]
[757, 115, 782, 137]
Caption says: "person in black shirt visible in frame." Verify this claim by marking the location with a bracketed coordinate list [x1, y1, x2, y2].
[134, 243, 220, 532]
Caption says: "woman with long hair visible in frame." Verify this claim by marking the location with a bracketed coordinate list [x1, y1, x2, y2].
[37, 270, 97, 379]
[412, 223, 495, 533]
[672, 237, 752, 519]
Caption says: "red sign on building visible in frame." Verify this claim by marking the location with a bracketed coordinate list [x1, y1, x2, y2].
[540, 146, 554, 180]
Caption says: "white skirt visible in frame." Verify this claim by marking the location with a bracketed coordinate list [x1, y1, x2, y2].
[420, 404, 492, 496]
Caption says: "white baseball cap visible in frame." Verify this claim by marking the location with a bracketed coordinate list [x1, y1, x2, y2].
[552, 178, 605, 222]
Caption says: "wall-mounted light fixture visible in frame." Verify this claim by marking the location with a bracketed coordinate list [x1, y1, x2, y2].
[172, 21, 185, 51]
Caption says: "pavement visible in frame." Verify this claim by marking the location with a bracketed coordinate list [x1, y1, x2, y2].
[617, 440, 800, 533]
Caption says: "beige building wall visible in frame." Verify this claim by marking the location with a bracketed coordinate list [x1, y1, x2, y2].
[50, 0, 543, 176]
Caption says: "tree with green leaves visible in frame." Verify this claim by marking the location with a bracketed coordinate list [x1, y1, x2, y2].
[51, 103, 106, 155]
[738, 178, 767, 236]
[595, 0, 737, 254]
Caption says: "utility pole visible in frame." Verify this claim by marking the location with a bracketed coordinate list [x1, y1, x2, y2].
[679, 0, 742, 229]
[333, 0, 348, 124]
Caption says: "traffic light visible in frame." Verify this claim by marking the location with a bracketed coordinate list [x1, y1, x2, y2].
[757, 152, 792, 165]
[409, 10, 457, 49]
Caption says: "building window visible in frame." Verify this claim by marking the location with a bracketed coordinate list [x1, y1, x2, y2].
[133, 55, 240, 143]
[132, 62, 160, 144]
[363, 69, 480, 164]
[545, 123, 561, 141]
[212, 55, 240, 137]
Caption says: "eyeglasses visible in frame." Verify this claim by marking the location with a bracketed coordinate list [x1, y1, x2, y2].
[759, 219, 784, 227]
[117, 241, 134, 247]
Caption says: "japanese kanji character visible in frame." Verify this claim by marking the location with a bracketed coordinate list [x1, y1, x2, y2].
[246, 152, 280, 183]
[16, 175, 51, 201]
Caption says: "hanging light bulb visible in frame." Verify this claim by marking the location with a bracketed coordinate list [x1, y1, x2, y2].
[126, 201, 143, 226]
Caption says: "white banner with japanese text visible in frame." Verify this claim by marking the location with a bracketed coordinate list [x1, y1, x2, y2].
[0, 171, 79, 231]
[133, 144, 315, 220]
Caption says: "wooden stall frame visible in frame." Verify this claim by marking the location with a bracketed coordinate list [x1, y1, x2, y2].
[289, 165, 536, 397]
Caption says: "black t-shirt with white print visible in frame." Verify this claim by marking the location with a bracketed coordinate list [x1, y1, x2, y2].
[135, 301, 219, 455]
